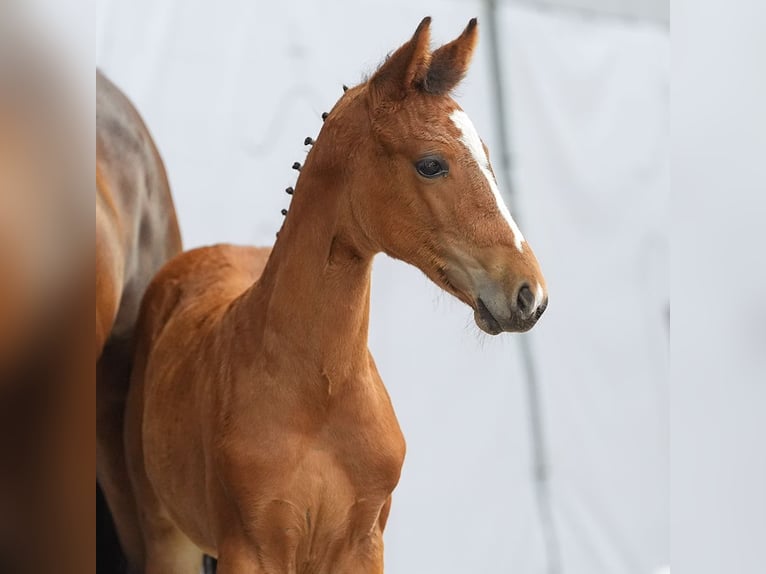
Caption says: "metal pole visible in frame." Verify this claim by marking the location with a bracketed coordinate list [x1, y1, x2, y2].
[482, 2, 563, 573]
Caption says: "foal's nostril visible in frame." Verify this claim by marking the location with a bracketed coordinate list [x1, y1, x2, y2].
[516, 285, 536, 316]
[535, 296, 549, 319]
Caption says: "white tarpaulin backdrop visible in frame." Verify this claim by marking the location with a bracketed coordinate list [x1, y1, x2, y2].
[97, 1, 668, 572]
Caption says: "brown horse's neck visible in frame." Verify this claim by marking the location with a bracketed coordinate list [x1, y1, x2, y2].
[238, 159, 375, 379]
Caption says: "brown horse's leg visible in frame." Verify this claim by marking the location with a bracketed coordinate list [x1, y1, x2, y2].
[97, 343, 145, 572]
[203, 555, 218, 573]
[97, 482, 127, 572]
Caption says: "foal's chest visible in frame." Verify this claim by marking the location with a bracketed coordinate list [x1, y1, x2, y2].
[217, 366, 406, 566]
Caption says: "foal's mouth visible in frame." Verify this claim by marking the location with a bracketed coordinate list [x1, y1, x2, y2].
[435, 264, 509, 334]
[436, 267, 508, 335]
[475, 297, 503, 335]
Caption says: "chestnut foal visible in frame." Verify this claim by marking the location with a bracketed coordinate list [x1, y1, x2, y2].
[125, 18, 547, 574]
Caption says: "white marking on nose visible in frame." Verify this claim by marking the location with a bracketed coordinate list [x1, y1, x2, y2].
[535, 283, 545, 309]
[450, 109, 525, 251]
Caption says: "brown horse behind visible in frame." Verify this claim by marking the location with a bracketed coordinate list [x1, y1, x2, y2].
[125, 18, 547, 573]
[96, 70, 182, 571]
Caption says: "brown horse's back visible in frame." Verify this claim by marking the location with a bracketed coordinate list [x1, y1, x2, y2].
[96, 70, 182, 352]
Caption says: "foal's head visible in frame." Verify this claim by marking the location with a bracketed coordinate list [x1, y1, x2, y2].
[315, 17, 547, 334]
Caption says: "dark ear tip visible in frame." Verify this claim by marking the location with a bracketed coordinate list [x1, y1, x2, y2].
[467, 17, 478, 29]
[417, 16, 432, 31]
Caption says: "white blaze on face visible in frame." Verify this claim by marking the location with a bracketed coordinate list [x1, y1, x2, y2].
[450, 109, 525, 252]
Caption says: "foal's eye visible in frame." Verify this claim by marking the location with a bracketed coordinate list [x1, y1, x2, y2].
[416, 157, 448, 179]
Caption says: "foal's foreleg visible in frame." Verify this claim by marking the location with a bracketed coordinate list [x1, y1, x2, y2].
[214, 538, 284, 574]
[211, 500, 303, 574]
[142, 528, 204, 574]
[124, 350, 205, 574]
[214, 548, 262, 574]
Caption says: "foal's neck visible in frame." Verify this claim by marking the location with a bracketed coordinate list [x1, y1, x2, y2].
[240, 163, 374, 380]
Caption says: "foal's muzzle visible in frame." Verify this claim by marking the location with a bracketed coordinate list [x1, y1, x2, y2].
[474, 282, 548, 335]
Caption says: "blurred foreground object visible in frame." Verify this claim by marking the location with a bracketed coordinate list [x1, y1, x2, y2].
[0, 6, 92, 574]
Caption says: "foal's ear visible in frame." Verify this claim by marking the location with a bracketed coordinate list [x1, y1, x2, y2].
[370, 17, 432, 101]
[424, 18, 478, 95]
